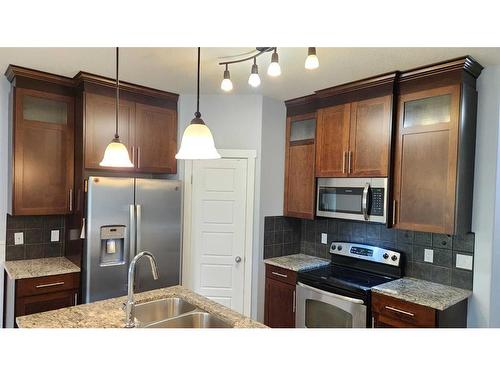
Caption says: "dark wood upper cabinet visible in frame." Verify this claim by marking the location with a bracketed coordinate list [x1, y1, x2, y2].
[284, 113, 316, 219]
[76, 73, 179, 175]
[349, 95, 392, 177]
[315, 97, 392, 178]
[84, 92, 135, 170]
[11, 87, 74, 215]
[316, 104, 351, 177]
[392, 56, 483, 234]
[135, 103, 177, 174]
[393, 85, 460, 233]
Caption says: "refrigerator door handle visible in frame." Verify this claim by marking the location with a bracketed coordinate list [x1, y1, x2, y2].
[129, 204, 136, 262]
[136, 204, 142, 254]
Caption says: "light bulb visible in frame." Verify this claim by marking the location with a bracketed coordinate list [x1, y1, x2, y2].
[248, 60, 261, 87]
[220, 68, 233, 92]
[267, 50, 281, 77]
[305, 47, 319, 70]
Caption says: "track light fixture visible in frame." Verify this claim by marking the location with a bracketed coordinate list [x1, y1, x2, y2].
[219, 47, 317, 91]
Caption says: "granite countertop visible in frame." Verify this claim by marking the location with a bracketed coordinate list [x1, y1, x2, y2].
[16, 285, 267, 328]
[4, 257, 80, 280]
[263, 253, 330, 272]
[372, 277, 472, 311]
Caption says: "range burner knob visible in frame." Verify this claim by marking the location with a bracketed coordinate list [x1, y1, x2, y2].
[331, 245, 336, 250]
[383, 253, 389, 259]
[337, 245, 342, 251]
[391, 255, 398, 262]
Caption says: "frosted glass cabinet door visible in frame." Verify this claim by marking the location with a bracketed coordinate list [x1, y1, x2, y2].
[290, 117, 316, 142]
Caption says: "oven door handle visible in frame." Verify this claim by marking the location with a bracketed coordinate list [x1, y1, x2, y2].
[362, 183, 370, 221]
[297, 282, 365, 305]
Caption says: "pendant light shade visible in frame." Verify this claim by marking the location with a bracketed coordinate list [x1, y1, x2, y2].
[99, 47, 134, 168]
[100, 138, 134, 167]
[176, 48, 220, 160]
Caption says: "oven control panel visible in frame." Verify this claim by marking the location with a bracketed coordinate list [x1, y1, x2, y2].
[330, 242, 401, 267]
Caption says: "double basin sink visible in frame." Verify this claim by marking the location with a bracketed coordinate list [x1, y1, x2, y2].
[132, 297, 232, 328]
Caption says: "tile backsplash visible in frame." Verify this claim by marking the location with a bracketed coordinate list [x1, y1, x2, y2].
[263, 216, 301, 259]
[5, 215, 66, 261]
[263, 215, 475, 290]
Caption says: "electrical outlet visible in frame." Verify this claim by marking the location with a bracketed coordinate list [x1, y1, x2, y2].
[321, 233, 328, 244]
[14, 232, 24, 245]
[456, 254, 473, 270]
[424, 248, 434, 263]
[51, 230, 60, 242]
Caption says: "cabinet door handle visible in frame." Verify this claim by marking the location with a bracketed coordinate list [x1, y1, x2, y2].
[137, 146, 141, 168]
[35, 281, 65, 289]
[292, 290, 296, 313]
[342, 151, 346, 174]
[348, 151, 352, 174]
[392, 200, 397, 226]
[69, 189, 73, 212]
[271, 271, 288, 278]
[131, 146, 135, 165]
[74, 293, 78, 306]
[385, 305, 414, 317]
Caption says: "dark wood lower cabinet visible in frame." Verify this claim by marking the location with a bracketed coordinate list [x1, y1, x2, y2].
[264, 264, 296, 328]
[16, 290, 77, 318]
[4, 271, 80, 327]
[371, 292, 467, 328]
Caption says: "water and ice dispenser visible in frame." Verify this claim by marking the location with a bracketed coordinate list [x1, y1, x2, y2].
[99, 225, 126, 266]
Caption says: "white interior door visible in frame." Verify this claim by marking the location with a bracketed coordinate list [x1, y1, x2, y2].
[191, 158, 248, 313]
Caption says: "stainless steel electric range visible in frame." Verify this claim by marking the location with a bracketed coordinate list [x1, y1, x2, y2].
[296, 242, 403, 328]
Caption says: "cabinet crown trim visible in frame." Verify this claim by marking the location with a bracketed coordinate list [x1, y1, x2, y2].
[315, 72, 398, 98]
[400, 55, 483, 81]
[5, 64, 75, 87]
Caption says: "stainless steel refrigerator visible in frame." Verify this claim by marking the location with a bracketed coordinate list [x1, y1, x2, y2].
[83, 176, 182, 303]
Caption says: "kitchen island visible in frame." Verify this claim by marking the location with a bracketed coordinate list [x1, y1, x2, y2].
[16, 285, 266, 328]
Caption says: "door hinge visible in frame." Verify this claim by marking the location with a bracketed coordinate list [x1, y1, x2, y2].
[84, 179, 88, 192]
[191, 173, 193, 185]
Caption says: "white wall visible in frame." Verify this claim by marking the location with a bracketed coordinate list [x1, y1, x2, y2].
[0, 75, 9, 327]
[178, 94, 264, 320]
[256, 96, 286, 321]
[470, 65, 500, 327]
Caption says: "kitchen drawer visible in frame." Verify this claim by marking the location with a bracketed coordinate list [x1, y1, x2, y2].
[265, 264, 297, 286]
[372, 292, 436, 328]
[16, 273, 80, 298]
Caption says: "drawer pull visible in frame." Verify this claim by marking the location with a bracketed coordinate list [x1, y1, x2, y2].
[35, 281, 65, 289]
[385, 305, 415, 317]
[271, 271, 288, 278]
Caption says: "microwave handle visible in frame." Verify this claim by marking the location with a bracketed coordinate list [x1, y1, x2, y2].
[362, 183, 370, 221]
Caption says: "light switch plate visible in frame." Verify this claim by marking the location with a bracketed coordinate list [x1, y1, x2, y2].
[51, 230, 60, 242]
[321, 233, 328, 244]
[456, 254, 473, 270]
[424, 248, 434, 263]
[14, 232, 24, 245]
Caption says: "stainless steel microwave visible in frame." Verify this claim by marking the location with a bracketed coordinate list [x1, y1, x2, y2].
[316, 178, 387, 223]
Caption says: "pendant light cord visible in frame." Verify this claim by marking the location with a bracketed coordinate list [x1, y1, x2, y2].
[195, 47, 201, 118]
[115, 47, 120, 139]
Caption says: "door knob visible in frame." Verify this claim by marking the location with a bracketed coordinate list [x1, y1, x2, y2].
[235, 256, 242, 263]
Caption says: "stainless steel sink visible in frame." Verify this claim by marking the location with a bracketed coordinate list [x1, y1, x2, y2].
[146, 311, 232, 328]
[134, 298, 197, 326]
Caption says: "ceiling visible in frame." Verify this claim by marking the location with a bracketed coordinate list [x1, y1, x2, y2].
[1, 47, 500, 100]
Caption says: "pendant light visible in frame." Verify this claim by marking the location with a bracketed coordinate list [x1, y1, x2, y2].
[99, 47, 134, 168]
[305, 47, 320, 70]
[176, 48, 221, 160]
